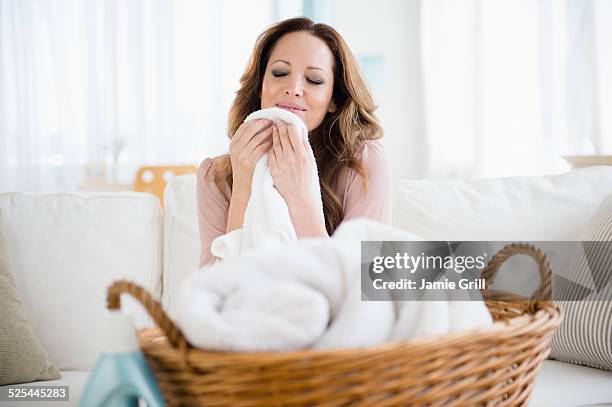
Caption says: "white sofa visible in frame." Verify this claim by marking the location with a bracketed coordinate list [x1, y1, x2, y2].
[2, 166, 612, 407]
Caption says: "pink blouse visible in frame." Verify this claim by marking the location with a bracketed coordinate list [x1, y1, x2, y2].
[196, 139, 393, 267]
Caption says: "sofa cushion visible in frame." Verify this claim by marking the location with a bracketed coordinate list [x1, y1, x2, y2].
[550, 192, 612, 371]
[529, 360, 612, 407]
[0, 192, 162, 371]
[393, 166, 612, 302]
[0, 210, 61, 385]
[393, 166, 612, 240]
[162, 176, 199, 318]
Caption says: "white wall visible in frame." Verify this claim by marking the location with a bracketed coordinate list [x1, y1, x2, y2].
[335, 0, 427, 179]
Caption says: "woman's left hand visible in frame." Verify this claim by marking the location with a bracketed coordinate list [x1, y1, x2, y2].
[268, 120, 312, 206]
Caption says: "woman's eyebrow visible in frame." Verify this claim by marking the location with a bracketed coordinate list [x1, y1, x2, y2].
[308, 66, 325, 72]
[272, 59, 291, 66]
[272, 59, 326, 73]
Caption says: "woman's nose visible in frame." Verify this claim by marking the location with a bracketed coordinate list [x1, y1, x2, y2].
[285, 81, 303, 97]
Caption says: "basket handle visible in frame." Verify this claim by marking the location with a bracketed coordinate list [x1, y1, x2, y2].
[107, 280, 189, 352]
[480, 243, 553, 303]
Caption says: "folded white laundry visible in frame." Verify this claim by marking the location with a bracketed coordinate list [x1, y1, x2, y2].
[176, 219, 494, 352]
[177, 220, 395, 352]
[210, 107, 324, 261]
[310, 220, 418, 350]
[390, 288, 494, 342]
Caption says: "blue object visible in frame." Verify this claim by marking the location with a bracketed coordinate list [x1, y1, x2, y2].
[80, 351, 164, 407]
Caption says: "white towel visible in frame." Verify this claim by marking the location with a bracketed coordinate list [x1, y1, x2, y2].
[176, 218, 494, 352]
[390, 278, 494, 341]
[210, 107, 325, 260]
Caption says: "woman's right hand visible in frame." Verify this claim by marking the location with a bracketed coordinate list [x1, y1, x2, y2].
[229, 119, 274, 193]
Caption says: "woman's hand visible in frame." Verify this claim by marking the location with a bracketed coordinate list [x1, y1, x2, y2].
[269, 120, 327, 238]
[268, 120, 312, 206]
[229, 119, 274, 194]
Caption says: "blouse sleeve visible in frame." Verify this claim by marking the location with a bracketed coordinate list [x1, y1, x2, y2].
[196, 158, 230, 268]
[340, 139, 393, 224]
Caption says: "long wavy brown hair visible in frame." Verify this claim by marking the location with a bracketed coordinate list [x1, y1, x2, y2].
[212, 17, 383, 235]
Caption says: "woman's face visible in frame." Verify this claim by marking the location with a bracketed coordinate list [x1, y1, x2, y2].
[260, 31, 336, 132]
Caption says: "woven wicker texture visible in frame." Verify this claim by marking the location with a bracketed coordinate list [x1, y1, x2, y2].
[107, 243, 562, 406]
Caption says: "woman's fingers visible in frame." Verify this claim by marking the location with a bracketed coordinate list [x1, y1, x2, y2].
[234, 119, 271, 146]
[290, 126, 306, 154]
[303, 137, 311, 154]
[275, 121, 292, 152]
[251, 139, 273, 162]
[236, 119, 310, 170]
[268, 143, 277, 168]
[244, 126, 273, 155]
[252, 126, 274, 146]
[272, 123, 281, 155]
[277, 121, 307, 154]
[250, 119, 273, 140]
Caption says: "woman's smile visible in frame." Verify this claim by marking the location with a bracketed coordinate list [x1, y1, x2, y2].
[276, 102, 307, 115]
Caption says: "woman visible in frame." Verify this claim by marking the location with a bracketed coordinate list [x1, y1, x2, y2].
[197, 17, 392, 267]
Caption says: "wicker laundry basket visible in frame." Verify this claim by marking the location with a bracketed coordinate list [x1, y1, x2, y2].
[107, 243, 562, 406]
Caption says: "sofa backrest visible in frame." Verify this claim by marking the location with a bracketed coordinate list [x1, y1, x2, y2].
[393, 166, 612, 240]
[162, 166, 612, 316]
[162, 177, 199, 317]
[0, 192, 163, 370]
[393, 166, 612, 296]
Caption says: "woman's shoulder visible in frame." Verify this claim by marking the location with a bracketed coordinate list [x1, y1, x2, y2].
[338, 139, 389, 188]
[197, 154, 230, 182]
[196, 155, 231, 200]
[354, 139, 388, 169]
[358, 138, 385, 156]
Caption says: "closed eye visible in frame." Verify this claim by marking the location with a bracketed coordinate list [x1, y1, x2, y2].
[272, 72, 324, 85]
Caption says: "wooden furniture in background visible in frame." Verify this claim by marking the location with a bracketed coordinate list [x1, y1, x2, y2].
[563, 155, 612, 169]
[134, 165, 197, 207]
